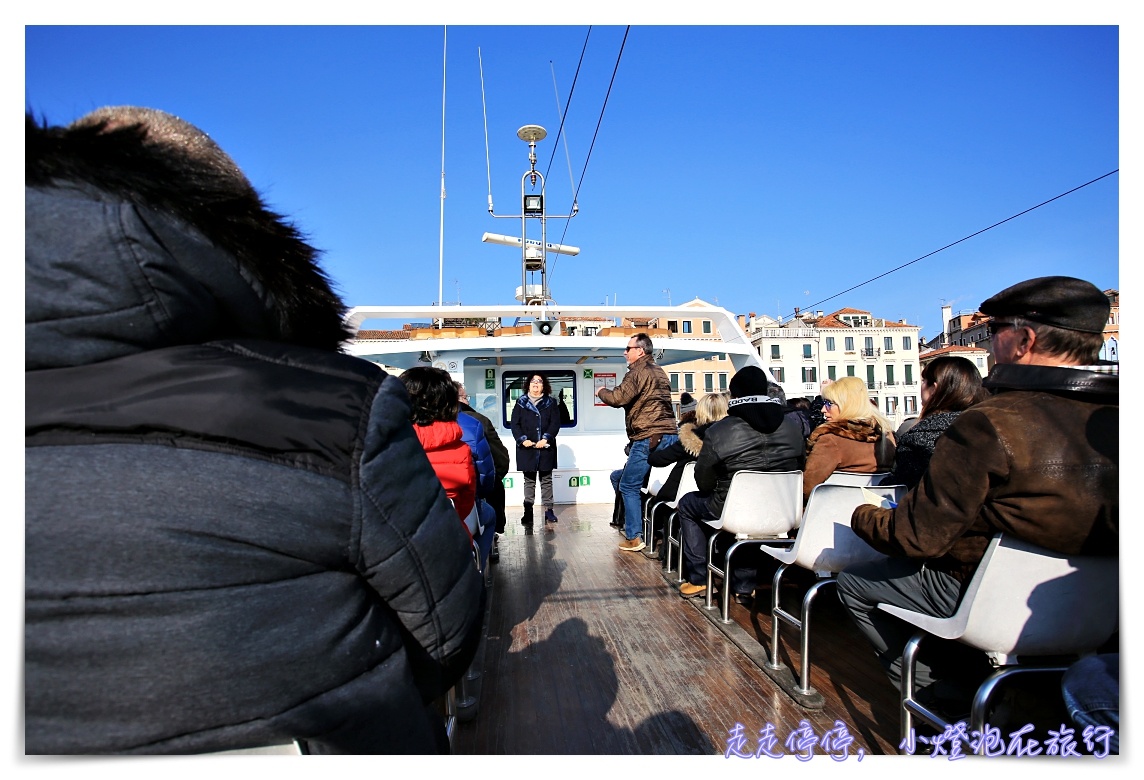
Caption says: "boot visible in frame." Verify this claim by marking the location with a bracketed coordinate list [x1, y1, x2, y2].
[521, 502, 534, 527]
[544, 505, 558, 524]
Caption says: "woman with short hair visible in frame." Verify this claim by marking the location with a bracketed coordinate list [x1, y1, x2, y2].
[510, 372, 562, 528]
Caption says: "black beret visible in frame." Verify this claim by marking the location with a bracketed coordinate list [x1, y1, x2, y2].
[980, 276, 1109, 334]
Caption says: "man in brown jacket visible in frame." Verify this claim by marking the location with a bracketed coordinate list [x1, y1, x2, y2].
[836, 276, 1118, 712]
[596, 333, 679, 552]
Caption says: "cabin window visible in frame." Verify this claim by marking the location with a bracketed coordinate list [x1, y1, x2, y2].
[826, 337, 836, 351]
[684, 374, 695, 392]
[502, 370, 577, 429]
[702, 320, 712, 334]
[719, 373, 728, 391]
[682, 321, 693, 334]
[670, 373, 680, 392]
[772, 367, 785, 383]
[905, 364, 913, 385]
[845, 336, 855, 352]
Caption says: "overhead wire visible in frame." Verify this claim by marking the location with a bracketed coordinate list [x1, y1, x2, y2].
[786, 169, 1119, 322]
[548, 25, 630, 291]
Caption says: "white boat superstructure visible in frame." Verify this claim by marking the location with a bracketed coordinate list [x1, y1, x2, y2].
[344, 302, 771, 506]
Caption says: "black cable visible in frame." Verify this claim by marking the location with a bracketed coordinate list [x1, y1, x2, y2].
[791, 169, 1119, 321]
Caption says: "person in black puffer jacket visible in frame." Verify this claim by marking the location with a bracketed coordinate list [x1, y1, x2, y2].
[25, 108, 484, 754]
[675, 367, 805, 600]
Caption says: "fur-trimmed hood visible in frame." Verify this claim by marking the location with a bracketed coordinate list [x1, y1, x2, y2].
[807, 418, 880, 452]
[26, 109, 349, 370]
[679, 421, 706, 457]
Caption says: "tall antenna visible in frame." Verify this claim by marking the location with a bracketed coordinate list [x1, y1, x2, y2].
[438, 26, 447, 316]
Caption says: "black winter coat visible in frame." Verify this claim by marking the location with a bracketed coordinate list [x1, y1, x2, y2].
[510, 393, 561, 472]
[648, 421, 708, 502]
[24, 114, 483, 754]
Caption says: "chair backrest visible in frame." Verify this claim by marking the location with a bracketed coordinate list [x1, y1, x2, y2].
[717, 470, 803, 538]
[666, 462, 698, 509]
[824, 471, 889, 487]
[645, 465, 674, 497]
[884, 534, 1119, 663]
[779, 483, 906, 574]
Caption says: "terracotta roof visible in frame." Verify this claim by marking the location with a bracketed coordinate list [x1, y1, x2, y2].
[354, 330, 411, 340]
[919, 344, 989, 358]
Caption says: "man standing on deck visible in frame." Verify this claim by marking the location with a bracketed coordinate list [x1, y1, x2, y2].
[596, 333, 679, 552]
[835, 276, 1118, 714]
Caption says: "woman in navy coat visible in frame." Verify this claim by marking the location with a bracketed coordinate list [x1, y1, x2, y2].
[510, 372, 562, 527]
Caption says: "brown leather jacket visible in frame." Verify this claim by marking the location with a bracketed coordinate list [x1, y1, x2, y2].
[597, 354, 678, 441]
[851, 363, 1118, 584]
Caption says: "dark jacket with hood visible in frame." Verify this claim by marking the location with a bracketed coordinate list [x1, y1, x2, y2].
[694, 371, 806, 517]
[852, 362, 1118, 585]
[24, 110, 483, 754]
[647, 421, 709, 502]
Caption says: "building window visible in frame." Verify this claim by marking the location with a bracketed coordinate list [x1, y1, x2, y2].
[976, 357, 985, 368]
[905, 396, 917, 414]
[827, 365, 837, 381]
[884, 336, 893, 351]
[684, 373, 694, 392]
[865, 336, 874, 351]
[667, 320, 678, 333]
[670, 373, 679, 392]
[866, 365, 875, 388]
[682, 320, 693, 334]
[845, 336, 855, 352]
[886, 365, 895, 385]
[802, 343, 813, 359]
[719, 373, 728, 391]
[826, 336, 836, 351]
[802, 367, 817, 383]
[886, 396, 898, 415]
[770, 344, 781, 359]
[905, 364, 913, 385]
[846, 365, 856, 377]
[704, 373, 714, 393]
[903, 336, 913, 351]
[702, 320, 712, 334]
[772, 367, 785, 383]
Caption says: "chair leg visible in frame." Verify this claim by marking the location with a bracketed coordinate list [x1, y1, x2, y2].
[705, 532, 721, 612]
[767, 563, 790, 670]
[794, 579, 833, 695]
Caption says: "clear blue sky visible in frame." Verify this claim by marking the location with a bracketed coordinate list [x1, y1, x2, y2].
[25, 23, 1120, 340]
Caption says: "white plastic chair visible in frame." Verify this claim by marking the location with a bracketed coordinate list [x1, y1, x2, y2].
[641, 464, 676, 556]
[703, 470, 804, 622]
[663, 463, 699, 581]
[877, 533, 1119, 742]
[823, 470, 889, 487]
[761, 482, 906, 695]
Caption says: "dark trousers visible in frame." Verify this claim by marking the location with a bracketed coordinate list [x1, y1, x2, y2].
[487, 480, 507, 533]
[835, 557, 991, 708]
[677, 491, 756, 594]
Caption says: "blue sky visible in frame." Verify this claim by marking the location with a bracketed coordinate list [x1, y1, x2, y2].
[25, 22, 1120, 341]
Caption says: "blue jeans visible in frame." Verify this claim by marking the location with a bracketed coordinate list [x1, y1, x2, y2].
[1062, 653, 1119, 754]
[616, 435, 678, 541]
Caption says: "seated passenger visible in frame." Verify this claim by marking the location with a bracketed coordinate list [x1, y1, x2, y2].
[879, 356, 988, 489]
[802, 376, 896, 502]
[457, 381, 510, 535]
[676, 367, 805, 601]
[400, 367, 479, 528]
[647, 391, 729, 504]
[25, 107, 483, 754]
[837, 276, 1118, 716]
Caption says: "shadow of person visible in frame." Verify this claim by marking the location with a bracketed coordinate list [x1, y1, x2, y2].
[484, 617, 711, 754]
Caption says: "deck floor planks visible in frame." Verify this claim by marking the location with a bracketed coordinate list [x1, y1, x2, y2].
[451, 504, 902, 755]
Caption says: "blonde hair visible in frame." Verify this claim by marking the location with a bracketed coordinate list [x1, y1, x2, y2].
[696, 392, 730, 426]
[823, 376, 893, 432]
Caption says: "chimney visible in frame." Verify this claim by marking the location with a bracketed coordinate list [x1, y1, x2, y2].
[794, 306, 800, 315]
[941, 304, 952, 346]
[816, 311, 823, 318]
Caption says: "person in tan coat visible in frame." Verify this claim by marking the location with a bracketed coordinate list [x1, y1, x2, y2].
[801, 376, 895, 503]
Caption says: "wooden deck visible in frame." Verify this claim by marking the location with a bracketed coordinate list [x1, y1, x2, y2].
[451, 503, 905, 756]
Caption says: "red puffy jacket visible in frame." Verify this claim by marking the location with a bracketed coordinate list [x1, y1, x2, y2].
[413, 420, 477, 527]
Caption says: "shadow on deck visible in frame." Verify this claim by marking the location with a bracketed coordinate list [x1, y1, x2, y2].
[450, 504, 903, 756]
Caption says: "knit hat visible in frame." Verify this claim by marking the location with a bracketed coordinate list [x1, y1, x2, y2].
[728, 365, 770, 399]
[980, 276, 1109, 334]
[678, 392, 697, 415]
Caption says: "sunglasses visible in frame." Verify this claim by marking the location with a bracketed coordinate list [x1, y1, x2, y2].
[822, 400, 834, 410]
[987, 320, 1019, 337]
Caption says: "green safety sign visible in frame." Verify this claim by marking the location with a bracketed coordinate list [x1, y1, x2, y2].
[485, 379, 495, 389]
[503, 477, 513, 488]
[583, 369, 593, 378]
[485, 369, 495, 379]
[568, 476, 591, 487]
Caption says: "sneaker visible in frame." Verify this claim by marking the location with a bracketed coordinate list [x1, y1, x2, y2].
[619, 537, 646, 553]
[679, 582, 707, 598]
